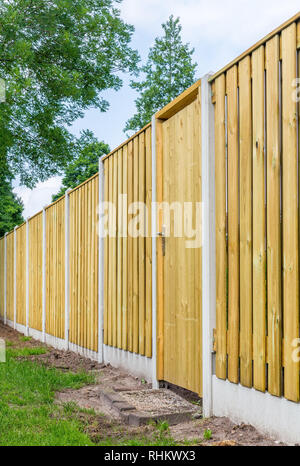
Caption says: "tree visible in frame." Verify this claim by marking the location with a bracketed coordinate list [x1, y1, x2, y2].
[0, 0, 139, 188]
[0, 166, 24, 237]
[124, 15, 197, 133]
[52, 130, 110, 202]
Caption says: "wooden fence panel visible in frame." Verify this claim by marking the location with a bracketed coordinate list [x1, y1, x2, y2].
[214, 74, 227, 380]
[213, 17, 300, 403]
[103, 125, 152, 357]
[266, 35, 282, 397]
[29, 213, 43, 332]
[226, 65, 239, 384]
[69, 175, 99, 352]
[0, 238, 4, 319]
[282, 24, 299, 402]
[46, 199, 65, 339]
[6, 232, 14, 322]
[16, 225, 26, 326]
[252, 45, 266, 393]
[239, 56, 253, 388]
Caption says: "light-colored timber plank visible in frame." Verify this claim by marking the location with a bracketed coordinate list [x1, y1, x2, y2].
[252, 45, 266, 392]
[239, 56, 253, 388]
[266, 35, 282, 397]
[214, 74, 227, 380]
[282, 24, 299, 402]
[226, 65, 240, 384]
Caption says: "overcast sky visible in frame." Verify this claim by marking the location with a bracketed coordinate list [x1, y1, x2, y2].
[15, 0, 300, 218]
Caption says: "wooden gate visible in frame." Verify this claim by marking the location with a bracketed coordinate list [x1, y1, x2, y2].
[156, 81, 202, 395]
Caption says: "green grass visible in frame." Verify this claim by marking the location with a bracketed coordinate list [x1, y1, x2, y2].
[9, 347, 48, 357]
[0, 348, 95, 446]
[19, 336, 32, 342]
[0, 347, 203, 446]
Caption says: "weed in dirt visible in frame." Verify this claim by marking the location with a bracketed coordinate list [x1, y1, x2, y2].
[204, 429, 212, 440]
[5, 341, 13, 347]
[20, 336, 32, 342]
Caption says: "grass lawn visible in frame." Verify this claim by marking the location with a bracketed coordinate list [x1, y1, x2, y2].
[0, 345, 183, 446]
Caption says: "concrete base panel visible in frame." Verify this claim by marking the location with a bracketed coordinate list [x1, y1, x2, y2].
[4, 319, 99, 362]
[103, 344, 153, 383]
[212, 376, 300, 445]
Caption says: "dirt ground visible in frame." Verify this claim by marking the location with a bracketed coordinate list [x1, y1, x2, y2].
[0, 322, 286, 446]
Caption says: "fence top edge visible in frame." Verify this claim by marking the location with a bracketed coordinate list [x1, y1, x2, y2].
[209, 11, 300, 83]
[155, 79, 201, 121]
[101, 122, 151, 163]
[67, 171, 99, 196]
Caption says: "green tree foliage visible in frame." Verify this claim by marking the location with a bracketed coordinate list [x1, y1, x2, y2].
[0, 165, 24, 237]
[0, 0, 139, 187]
[124, 15, 197, 133]
[52, 130, 110, 201]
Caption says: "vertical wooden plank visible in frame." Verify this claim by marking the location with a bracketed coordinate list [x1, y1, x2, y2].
[145, 128, 152, 358]
[69, 192, 74, 345]
[138, 133, 146, 355]
[282, 24, 299, 402]
[133, 137, 139, 353]
[122, 146, 128, 350]
[112, 154, 118, 347]
[252, 46, 266, 392]
[0, 239, 4, 319]
[193, 91, 202, 395]
[104, 159, 109, 345]
[185, 103, 196, 391]
[162, 117, 172, 383]
[127, 142, 134, 352]
[156, 119, 164, 380]
[266, 35, 282, 397]
[94, 177, 99, 352]
[226, 65, 240, 384]
[117, 150, 123, 349]
[108, 156, 113, 346]
[239, 56, 253, 388]
[214, 74, 227, 380]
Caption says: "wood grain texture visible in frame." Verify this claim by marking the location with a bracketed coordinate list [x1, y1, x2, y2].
[0, 239, 4, 318]
[239, 56, 253, 388]
[46, 199, 65, 339]
[266, 35, 282, 397]
[161, 92, 202, 395]
[103, 128, 152, 357]
[252, 46, 266, 393]
[16, 226, 26, 325]
[214, 74, 227, 380]
[28, 213, 43, 332]
[282, 24, 299, 402]
[226, 65, 240, 384]
[69, 177, 99, 352]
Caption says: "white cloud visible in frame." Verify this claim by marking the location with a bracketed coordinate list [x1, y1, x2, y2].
[14, 176, 62, 219]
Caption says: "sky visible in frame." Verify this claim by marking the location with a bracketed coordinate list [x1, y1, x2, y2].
[14, 0, 300, 218]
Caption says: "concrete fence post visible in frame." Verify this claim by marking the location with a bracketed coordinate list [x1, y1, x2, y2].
[201, 74, 216, 418]
[14, 226, 17, 329]
[42, 206, 47, 343]
[98, 156, 105, 363]
[26, 218, 30, 336]
[4, 232, 7, 325]
[65, 189, 71, 350]
[151, 115, 159, 390]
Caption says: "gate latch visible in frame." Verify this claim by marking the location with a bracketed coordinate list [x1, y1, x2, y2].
[157, 225, 166, 257]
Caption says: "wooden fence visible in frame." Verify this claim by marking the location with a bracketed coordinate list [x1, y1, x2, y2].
[0, 126, 152, 359]
[103, 124, 152, 358]
[213, 17, 300, 402]
[1, 12, 300, 408]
